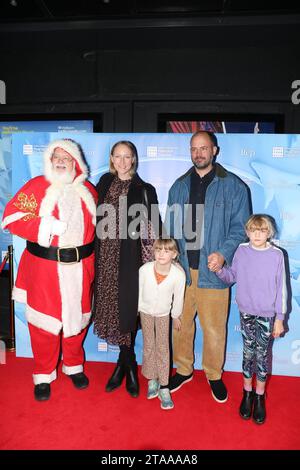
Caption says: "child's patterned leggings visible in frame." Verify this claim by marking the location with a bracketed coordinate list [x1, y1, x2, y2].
[240, 312, 274, 382]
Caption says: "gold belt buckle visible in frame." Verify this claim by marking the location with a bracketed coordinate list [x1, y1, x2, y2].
[57, 246, 79, 264]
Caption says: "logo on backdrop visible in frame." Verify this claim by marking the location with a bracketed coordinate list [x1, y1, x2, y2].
[147, 146, 158, 157]
[272, 146, 300, 158]
[23, 144, 48, 156]
[23, 145, 33, 155]
[272, 147, 284, 158]
[98, 342, 108, 352]
[146, 145, 178, 158]
[240, 148, 255, 157]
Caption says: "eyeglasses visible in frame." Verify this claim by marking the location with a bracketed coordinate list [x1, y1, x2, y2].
[190, 146, 211, 153]
[248, 227, 269, 234]
[52, 155, 73, 163]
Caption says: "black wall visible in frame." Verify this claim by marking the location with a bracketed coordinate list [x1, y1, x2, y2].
[1, 14, 300, 131]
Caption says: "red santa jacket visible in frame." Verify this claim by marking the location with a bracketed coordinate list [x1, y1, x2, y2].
[2, 172, 97, 338]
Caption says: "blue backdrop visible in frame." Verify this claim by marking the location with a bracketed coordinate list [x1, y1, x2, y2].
[8, 132, 300, 377]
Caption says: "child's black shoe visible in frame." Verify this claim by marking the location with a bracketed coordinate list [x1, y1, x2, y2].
[253, 392, 266, 424]
[239, 389, 254, 420]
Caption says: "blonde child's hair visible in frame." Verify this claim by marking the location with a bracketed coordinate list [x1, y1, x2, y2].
[245, 214, 276, 239]
[153, 237, 179, 257]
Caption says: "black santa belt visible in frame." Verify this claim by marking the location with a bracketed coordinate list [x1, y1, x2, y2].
[26, 240, 94, 264]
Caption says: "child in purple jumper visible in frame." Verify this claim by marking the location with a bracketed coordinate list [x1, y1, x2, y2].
[208, 214, 286, 425]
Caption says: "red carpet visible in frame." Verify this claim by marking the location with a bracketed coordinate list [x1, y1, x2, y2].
[0, 352, 300, 450]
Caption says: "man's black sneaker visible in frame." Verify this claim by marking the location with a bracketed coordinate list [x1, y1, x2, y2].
[169, 373, 193, 393]
[208, 378, 228, 403]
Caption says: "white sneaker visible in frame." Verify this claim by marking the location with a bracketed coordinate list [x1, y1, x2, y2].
[147, 379, 159, 399]
[158, 388, 174, 410]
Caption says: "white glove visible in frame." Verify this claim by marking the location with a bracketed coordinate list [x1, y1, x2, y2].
[52, 218, 67, 236]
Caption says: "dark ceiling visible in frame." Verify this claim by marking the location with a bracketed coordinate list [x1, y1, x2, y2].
[1, 0, 300, 23]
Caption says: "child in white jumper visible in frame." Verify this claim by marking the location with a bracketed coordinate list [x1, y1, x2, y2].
[138, 238, 186, 410]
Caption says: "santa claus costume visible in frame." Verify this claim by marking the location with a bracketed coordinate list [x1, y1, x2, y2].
[2, 139, 97, 394]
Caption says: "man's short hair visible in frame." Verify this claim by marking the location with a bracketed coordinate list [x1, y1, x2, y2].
[190, 130, 218, 147]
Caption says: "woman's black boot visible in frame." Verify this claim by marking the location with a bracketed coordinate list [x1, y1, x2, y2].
[239, 390, 254, 420]
[105, 361, 126, 392]
[253, 393, 266, 424]
[125, 361, 139, 398]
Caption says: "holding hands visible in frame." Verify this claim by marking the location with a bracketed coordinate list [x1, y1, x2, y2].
[207, 252, 224, 273]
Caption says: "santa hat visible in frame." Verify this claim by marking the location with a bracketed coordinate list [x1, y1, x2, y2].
[39, 139, 96, 226]
[44, 139, 88, 184]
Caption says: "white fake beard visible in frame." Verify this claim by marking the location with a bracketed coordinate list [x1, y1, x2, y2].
[51, 165, 76, 184]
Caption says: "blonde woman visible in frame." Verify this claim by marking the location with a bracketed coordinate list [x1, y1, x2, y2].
[93, 140, 162, 398]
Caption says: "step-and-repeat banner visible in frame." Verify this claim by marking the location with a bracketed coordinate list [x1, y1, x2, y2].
[6, 132, 300, 377]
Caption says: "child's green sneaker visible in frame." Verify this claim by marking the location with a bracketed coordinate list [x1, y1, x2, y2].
[158, 388, 174, 410]
[147, 379, 159, 399]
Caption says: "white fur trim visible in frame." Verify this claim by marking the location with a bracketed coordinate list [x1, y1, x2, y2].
[12, 286, 27, 304]
[44, 139, 88, 184]
[33, 370, 57, 385]
[62, 364, 83, 375]
[38, 179, 96, 226]
[26, 305, 62, 336]
[39, 184, 64, 218]
[1, 211, 32, 230]
[57, 186, 84, 246]
[58, 262, 83, 338]
[52, 219, 67, 236]
[56, 187, 84, 338]
[81, 312, 92, 330]
[75, 183, 96, 225]
[37, 215, 55, 248]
